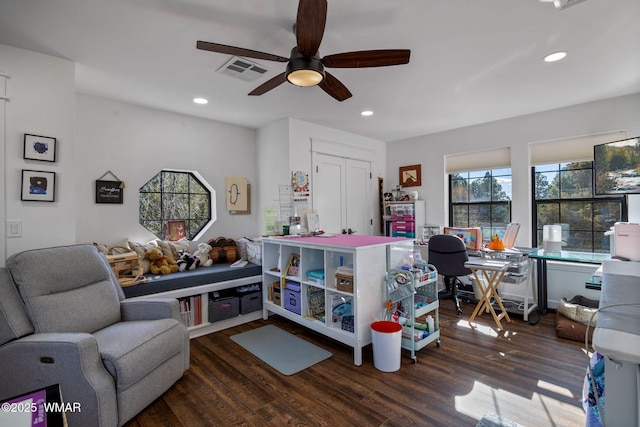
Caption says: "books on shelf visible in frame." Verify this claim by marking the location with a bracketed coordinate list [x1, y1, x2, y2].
[178, 295, 202, 327]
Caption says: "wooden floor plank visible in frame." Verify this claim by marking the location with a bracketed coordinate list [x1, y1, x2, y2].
[125, 304, 590, 427]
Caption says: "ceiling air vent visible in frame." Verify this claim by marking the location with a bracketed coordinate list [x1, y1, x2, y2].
[216, 57, 269, 82]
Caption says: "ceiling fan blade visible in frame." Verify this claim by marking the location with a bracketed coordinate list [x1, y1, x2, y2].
[318, 72, 352, 102]
[248, 72, 287, 96]
[322, 49, 411, 68]
[295, 0, 327, 57]
[196, 41, 288, 62]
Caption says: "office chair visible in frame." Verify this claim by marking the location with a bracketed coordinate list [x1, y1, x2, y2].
[428, 234, 472, 315]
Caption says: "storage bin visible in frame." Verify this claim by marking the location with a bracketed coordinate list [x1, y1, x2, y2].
[234, 283, 262, 314]
[335, 273, 354, 293]
[284, 282, 301, 315]
[209, 296, 239, 322]
[239, 291, 262, 314]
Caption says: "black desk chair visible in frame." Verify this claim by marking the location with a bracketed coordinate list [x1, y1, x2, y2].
[428, 234, 472, 315]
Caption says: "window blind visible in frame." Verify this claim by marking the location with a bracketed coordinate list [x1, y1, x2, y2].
[445, 146, 511, 174]
[530, 130, 627, 165]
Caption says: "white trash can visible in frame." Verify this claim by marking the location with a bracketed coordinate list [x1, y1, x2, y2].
[370, 320, 403, 372]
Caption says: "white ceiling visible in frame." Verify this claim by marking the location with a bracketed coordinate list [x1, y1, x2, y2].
[0, 0, 638, 142]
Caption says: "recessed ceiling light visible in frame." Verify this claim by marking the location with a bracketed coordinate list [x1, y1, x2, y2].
[543, 51, 567, 62]
[193, 97, 208, 104]
[361, 110, 374, 116]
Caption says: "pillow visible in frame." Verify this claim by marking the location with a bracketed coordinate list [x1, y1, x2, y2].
[155, 239, 179, 259]
[128, 240, 158, 274]
[155, 238, 191, 259]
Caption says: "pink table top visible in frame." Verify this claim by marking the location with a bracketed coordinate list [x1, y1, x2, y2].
[271, 234, 412, 248]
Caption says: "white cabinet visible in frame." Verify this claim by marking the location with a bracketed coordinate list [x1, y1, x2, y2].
[262, 235, 413, 366]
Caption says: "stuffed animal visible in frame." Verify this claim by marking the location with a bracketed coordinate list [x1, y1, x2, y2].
[145, 247, 179, 275]
[194, 243, 214, 267]
[176, 249, 200, 272]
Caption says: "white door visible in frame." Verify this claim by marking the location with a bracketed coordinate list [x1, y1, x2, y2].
[312, 153, 372, 235]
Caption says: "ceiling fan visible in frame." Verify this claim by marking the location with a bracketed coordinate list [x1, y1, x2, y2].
[196, 0, 410, 102]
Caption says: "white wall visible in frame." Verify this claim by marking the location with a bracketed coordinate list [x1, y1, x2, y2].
[1, 44, 76, 263]
[256, 117, 387, 235]
[75, 94, 259, 245]
[387, 92, 640, 246]
[1, 44, 261, 263]
[256, 118, 290, 235]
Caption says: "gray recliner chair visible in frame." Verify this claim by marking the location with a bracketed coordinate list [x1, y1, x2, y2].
[0, 244, 190, 426]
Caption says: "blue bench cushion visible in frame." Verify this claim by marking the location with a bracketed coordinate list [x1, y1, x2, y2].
[122, 263, 262, 298]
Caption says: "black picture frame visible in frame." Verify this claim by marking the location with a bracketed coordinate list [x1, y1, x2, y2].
[24, 134, 57, 162]
[21, 169, 56, 202]
[95, 180, 124, 204]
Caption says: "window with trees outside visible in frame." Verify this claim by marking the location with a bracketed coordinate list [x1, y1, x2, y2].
[139, 170, 215, 241]
[533, 161, 625, 253]
[450, 168, 512, 242]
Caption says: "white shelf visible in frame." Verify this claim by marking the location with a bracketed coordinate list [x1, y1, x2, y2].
[128, 274, 262, 339]
[262, 236, 414, 366]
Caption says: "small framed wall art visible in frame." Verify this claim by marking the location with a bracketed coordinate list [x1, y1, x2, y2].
[24, 134, 57, 162]
[21, 169, 56, 202]
[95, 171, 125, 204]
[399, 164, 422, 187]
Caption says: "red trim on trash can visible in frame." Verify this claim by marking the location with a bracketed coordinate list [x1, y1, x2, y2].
[371, 320, 402, 333]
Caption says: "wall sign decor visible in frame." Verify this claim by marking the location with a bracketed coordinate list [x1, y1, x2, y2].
[226, 176, 250, 214]
[95, 171, 125, 204]
[21, 169, 56, 202]
[24, 134, 57, 162]
[399, 164, 422, 187]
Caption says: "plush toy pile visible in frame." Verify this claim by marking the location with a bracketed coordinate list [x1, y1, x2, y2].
[145, 247, 179, 275]
[176, 249, 200, 272]
[193, 243, 213, 267]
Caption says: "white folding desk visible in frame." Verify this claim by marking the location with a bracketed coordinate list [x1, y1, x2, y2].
[464, 258, 512, 330]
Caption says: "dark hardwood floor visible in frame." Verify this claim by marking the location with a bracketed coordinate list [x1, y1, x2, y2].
[125, 302, 590, 427]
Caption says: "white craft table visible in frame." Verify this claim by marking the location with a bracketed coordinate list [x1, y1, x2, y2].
[465, 258, 512, 330]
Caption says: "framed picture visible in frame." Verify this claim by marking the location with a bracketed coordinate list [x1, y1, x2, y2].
[24, 134, 57, 162]
[167, 220, 187, 241]
[95, 180, 124, 204]
[21, 169, 56, 202]
[399, 164, 422, 187]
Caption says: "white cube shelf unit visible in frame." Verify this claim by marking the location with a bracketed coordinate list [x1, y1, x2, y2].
[262, 235, 413, 366]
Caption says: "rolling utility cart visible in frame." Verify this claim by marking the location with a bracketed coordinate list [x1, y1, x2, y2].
[386, 265, 440, 363]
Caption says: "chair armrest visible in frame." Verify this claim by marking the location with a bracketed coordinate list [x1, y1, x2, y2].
[120, 298, 180, 322]
[0, 333, 117, 427]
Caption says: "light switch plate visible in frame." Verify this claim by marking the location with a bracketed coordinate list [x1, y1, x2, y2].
[7, 220, 22, 238]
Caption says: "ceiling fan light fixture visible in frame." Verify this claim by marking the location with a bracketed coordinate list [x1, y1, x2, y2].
[287, 68, 324, 87]
[285, 47, 325, 87]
